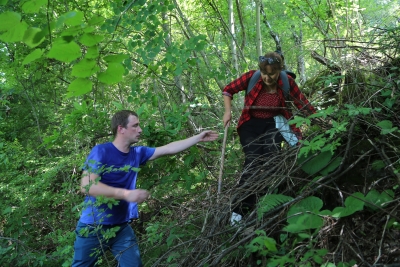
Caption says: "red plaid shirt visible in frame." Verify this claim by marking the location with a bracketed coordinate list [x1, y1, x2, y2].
[223, 70, 316, 139]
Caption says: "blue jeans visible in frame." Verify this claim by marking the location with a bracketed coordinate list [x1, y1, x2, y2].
[72, 221, 143, 267]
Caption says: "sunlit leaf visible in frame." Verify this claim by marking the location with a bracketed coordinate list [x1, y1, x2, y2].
[0, 21, 28, 42]
[67, 78, 93, 97]
[47, 41, 82, 62]
[103, 54, 130, 63]
[98, 63, 125, 84]
[88, 15, 105, 26]
[22, 49, 44, 65]
[71, 59, 99, 78]
[79, 33, 104, 46]
[21, 0, 48, 13]
[0, 12, 21, 31]
[85, 46, 99, 59]
[64, 10, 84, 26]
[22, 27, 45, 47]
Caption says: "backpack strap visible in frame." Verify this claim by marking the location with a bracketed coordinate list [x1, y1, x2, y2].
[246, 70, 291, 100]
[246, 70, 261, 95]
[280, 71, 290, 100]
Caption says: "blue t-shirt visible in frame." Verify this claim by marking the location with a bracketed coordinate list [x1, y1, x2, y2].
[79, 142, 155, 225]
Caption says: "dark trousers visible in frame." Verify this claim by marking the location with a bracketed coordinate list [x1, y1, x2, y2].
[232, 117, 284, 216]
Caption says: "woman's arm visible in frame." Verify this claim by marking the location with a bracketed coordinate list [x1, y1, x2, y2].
[223, 95, 232, 127]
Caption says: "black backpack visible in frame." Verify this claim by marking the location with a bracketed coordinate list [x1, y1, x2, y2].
[246, 70, 296, 100]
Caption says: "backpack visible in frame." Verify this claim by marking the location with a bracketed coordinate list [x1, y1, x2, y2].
[246, 70, 296, 100]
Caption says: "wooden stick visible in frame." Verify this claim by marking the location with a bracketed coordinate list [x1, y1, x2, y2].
[218, 125, 229, 195]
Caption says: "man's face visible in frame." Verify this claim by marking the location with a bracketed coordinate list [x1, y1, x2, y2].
[121, 115, 142, 143]
[260, 65, 280, 87]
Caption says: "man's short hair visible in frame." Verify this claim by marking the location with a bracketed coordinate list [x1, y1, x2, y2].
[111, 110, 138, 136]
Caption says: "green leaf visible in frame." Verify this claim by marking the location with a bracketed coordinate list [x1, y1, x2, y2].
[319, 156, 342, 176]
[67, 78, 93, 97]
[103, 54, 130, 63]
[98, 63, 125, 84]
[23, 27, 46, 48]
[22, 48, 44, 65]
[0, 11, 21, 32]
[0, 20, 28, 42]
[371, 160, 385, 170]
[47, 40, 82, 62]
[2, 206, 12, 215]
[376, 120, 397, 134]
[21, 0, 48, 13]
[0, 0, 9, 5]
[79, 33, 104, 46]
[85, 46, 99, 59]
[332, 192, 364, 218]
[71, 59, 99, 78]
[88, 15, 105, 26]
[365, 189, 394, 210]
[377, 120, 392, 129]
[299, 151, 333, 175]
[286, 196, 324, 231]
[263, 237, 278, 252]
[258, 194, 293, 219]
[64, 10, 84, 26]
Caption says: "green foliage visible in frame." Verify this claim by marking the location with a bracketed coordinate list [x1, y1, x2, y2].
[257, 194, 293, 220]
[245, 230, 278, 255]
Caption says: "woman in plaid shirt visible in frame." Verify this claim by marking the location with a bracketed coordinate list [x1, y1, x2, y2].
[222, 51, 315, 225]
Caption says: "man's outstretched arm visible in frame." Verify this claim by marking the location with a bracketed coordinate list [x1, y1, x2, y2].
[149, 130, 219, 161]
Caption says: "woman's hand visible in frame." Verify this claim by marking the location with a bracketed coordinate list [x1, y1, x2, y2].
[223, 111, 231, 127]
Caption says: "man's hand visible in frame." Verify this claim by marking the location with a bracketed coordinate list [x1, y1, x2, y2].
[198, 130, 219, 142]
[122, 189, 150, 203]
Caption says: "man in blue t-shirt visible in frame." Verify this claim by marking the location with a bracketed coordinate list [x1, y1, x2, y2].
[72, 110, 218, 267]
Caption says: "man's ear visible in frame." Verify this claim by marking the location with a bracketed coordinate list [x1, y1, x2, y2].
[117, 125, 125, 134]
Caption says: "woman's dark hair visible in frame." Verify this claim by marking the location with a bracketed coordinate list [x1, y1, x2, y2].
[111, 110, 138, 136]
[258, 51, 284, 72]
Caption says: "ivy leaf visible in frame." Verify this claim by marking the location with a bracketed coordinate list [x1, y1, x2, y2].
[67, 78, 93, 97]
[22, 48, 44, 65]
[71, 59, 99, 78]
[47, 40, 82, 62]
[98, 63, 125, 84]
[21, 0, 48, 13]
